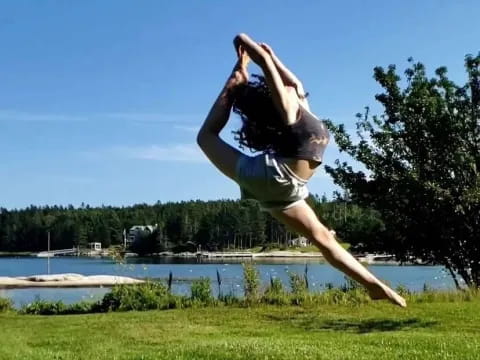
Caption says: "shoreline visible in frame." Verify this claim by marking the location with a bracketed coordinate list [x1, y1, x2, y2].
[164, 251, 402, 265]
[0, 250, 405, 265]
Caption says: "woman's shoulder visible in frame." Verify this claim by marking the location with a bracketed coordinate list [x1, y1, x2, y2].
[286, 103, 320, 128]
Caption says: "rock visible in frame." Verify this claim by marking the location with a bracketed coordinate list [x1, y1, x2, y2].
[0, 273, 144, 288]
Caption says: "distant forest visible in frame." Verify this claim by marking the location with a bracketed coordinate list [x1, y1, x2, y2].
[0, 195, 387, 254]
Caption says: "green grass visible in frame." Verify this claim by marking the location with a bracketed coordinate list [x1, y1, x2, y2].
[1, 299, 480, 359]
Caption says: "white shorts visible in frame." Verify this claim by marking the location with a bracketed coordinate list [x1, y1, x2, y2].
[234, 153, 309, 211]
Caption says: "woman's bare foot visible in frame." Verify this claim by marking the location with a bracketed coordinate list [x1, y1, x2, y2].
[368, 282, 407, 308]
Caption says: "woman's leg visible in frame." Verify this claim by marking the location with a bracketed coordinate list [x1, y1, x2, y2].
[197, 129, 243, 181]
[197, 81, 243, 180]
[268, 200, 407, 307]
[197, 51, 250, 180]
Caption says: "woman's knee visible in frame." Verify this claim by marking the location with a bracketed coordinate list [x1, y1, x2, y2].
[196, 130, 242, 180]
[311, 226, 336, 251]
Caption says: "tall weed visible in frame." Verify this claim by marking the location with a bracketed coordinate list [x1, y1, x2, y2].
[243, 263, 260, 302]
[289, 271, 308, 305]
[0, 297, 13, 313]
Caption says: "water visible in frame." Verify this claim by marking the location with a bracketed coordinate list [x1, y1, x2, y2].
[0, 256, 456, 308]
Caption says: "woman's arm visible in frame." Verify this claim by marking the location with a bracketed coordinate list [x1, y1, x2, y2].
[259, 43, 310, 111]
[233, 33, 298, 125]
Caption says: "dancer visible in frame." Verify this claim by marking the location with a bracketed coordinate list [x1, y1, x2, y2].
[197, 33, 406, 307]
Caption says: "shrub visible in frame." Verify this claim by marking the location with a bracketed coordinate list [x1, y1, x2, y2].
[329, 277, 370, 306]
[262, 277, 289, 305]
[0, 297, 13, 313]
[99, 281, 176, 312]
[219, 292, 242, 306]
[218, 284, 242, 306]
[63, 301, 98, 314]
[21, 299, 67, 315]
[396, 284, 411, 297]
[423, 283, 433, 292]
[340, 277, 361, 292]
[300, 288, 370, 307]
[190, 277, 213, 304]
[410, 287, 480, 304]
[323, 282, 335, 290]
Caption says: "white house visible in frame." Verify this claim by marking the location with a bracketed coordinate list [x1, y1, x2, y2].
[89, 242, 102, 251]
[288, 236, 309, 247]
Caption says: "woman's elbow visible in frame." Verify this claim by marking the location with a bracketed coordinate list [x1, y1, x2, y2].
[197, 129, 206, 148]
[197, 128, 214, 150]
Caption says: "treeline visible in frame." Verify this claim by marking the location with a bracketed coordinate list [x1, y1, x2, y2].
[0, 196, 386, 253]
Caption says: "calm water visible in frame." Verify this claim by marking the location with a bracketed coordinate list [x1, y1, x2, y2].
[0, 256, 456, 308]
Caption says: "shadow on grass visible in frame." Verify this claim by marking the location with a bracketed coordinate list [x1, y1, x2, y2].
[305, 318, 438, 333]
[265, 314, 438, 334]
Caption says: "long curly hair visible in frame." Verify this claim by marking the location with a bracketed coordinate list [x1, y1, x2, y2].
[232, 75, 288, 154]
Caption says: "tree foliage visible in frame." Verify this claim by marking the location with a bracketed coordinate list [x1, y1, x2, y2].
[0, 198, 381, 254]
[324, 53, 480, 287]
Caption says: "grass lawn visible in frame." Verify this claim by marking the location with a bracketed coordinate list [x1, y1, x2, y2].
[1, 300, 480, 360]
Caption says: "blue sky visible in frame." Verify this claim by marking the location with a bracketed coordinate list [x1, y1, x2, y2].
[1, 0, 478, 209]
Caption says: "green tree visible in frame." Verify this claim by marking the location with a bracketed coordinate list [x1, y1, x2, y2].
[324, 54, 480, 288]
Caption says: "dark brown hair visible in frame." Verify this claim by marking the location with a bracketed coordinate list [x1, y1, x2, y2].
[232, 75, 288, 153]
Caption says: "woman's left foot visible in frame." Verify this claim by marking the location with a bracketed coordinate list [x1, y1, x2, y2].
[368, 282, 407, 308]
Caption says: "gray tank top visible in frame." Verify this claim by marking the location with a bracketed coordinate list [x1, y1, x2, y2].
[277, 105, 330, 163]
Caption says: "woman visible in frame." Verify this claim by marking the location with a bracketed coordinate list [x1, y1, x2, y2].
[197, 33, 406, 307]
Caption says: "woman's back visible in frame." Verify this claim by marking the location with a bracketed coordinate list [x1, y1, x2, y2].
[275, 104, 330, 180]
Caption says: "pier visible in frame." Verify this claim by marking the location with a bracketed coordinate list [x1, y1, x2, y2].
[36, 248, 78, 257]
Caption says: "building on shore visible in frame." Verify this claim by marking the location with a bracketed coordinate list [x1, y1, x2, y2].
[126, 225, 157, 247]
[86, 242, 103, 256]
[288, 236, 309, 247]
[89, 242, 102, 251]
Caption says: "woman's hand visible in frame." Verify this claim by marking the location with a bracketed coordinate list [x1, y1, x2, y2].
[224, 47, 250, 94]
[239, 46, 250, 68]
[228, 47, 250, 87]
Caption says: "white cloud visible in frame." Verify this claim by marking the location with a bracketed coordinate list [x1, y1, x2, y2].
[40, 175, 96, 185]
[0, 109, 200, 125]
[173, 125, 199, 133]
[93, 144, 208, 163]
[0, 110, 88, 122]
[103, 113, 199, 125]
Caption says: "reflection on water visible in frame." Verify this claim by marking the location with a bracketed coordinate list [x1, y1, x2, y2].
[0, 256, 456, 308]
